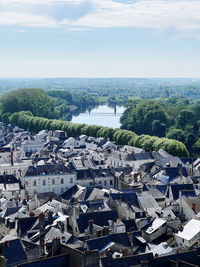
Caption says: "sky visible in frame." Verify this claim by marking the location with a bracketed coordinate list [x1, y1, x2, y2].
[0, 0, 200, 78]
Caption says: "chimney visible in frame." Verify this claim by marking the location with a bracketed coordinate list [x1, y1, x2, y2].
[40, 238, 45, 251]
[96, 230, 102, 237]
[123, 249, 128, 257]
[49, 193, 53, 202]
[192, 203, 197, 213]
[39, 213, 45, 228]
[88, 219, 94, 236]
[52, 238, 61, 256]
[179, 166, 183, 179]
[29, 211, 35, 217]
[104, 226, 109, 235]
[134, 173, 138, 182]
[48, 211, 53, 221]
[11, 151, 14, 166]
[60, 222, 65, 232]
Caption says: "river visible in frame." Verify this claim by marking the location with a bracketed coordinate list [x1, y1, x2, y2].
[71, 104, 125, 128]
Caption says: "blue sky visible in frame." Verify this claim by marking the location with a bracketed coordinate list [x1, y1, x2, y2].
[0, 0, 200, 78]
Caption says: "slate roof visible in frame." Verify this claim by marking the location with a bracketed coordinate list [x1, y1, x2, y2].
[24, 164, 73, 177]
[180, 157, 197, 165]
[0, 175, 22, 188]
[0, 207, 21, 218]
[101, 252, 154, 267]
[77, 211, 118, 233]
[155, 249, 200, 267]
[60, 185, 79, 200]
[165, 167, 188, 182]
[133, 152, 154, 161]
[3, 239, 28, 266]
[85, 199, 106, 211]
[36, 192, 62, 203]
[75, 168, 114, 180]
[18, 217, 38, 236]
[83, 187, 94, 200]
[121, 219, 138, 232]
[86, 233, 131, 251]
[18, 254, 70, 267]
[155, 185, 168, 195]
[110, 192, 138, 205]
[170, 183, 194, 200]
[180, 189, 197, 198]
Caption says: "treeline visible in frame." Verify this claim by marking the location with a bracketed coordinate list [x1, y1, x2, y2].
[120, 99, 200, 155]
[2, 78, 200, 101]
[6, 111, 189, 157]
[0, 88, 67, 120]
[0, 88, 99, 122]
[47, 90, 99, 111]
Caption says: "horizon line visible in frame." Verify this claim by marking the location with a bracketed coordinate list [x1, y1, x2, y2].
[0, 77, 200, 79]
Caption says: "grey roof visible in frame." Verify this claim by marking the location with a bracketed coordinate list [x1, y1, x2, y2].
[24, 164, 73, 177]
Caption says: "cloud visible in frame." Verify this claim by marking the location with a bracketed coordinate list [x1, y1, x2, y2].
[16, 29, 27, 32]
[66, 27, 93, 31]
[0, 0, 200, 33]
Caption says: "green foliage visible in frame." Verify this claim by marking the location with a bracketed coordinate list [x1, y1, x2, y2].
[120, 98, 200, 154]
[81, 125, 102, 137]
[120, 100, 168, 135]
[151, 120, 166, 137]
[127, 134, 188, 157]
[1, 88, 55, 118]
[192, 138, 200, 155]
[177, 110, 195, 129]
[113, 129, 137, 145]
[166, 128, 185, 143]
[97, 127, 115, 140]
[48, 90, 73, 103]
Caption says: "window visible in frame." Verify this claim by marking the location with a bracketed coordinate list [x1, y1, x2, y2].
[99, 181, 101, 184]
[61, 178, 64, 184]
[104, 181, 107, 186]
[43, 180, 46, 186]
[110, 180, 113, 185]
[70, 178, 73, 184]
[33, 180, 36, 186]
[52, 179, 55, 185]
[60, 188, 64, 193]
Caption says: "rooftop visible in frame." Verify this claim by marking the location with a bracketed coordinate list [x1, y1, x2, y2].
[175, 219, 200, 241]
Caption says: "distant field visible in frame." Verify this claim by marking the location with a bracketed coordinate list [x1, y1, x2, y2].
[1, 77, 200, 99]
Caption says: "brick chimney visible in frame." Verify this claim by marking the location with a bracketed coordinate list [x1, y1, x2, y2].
[123, 249, 128, 257]
[39, 213, 45, 228]
[192, 203, 197, 213]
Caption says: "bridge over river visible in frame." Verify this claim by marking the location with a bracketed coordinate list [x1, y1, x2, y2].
[71, 104, 125, 128]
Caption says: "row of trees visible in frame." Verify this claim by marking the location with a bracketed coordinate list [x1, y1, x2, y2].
[6, 111, 189, 157]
